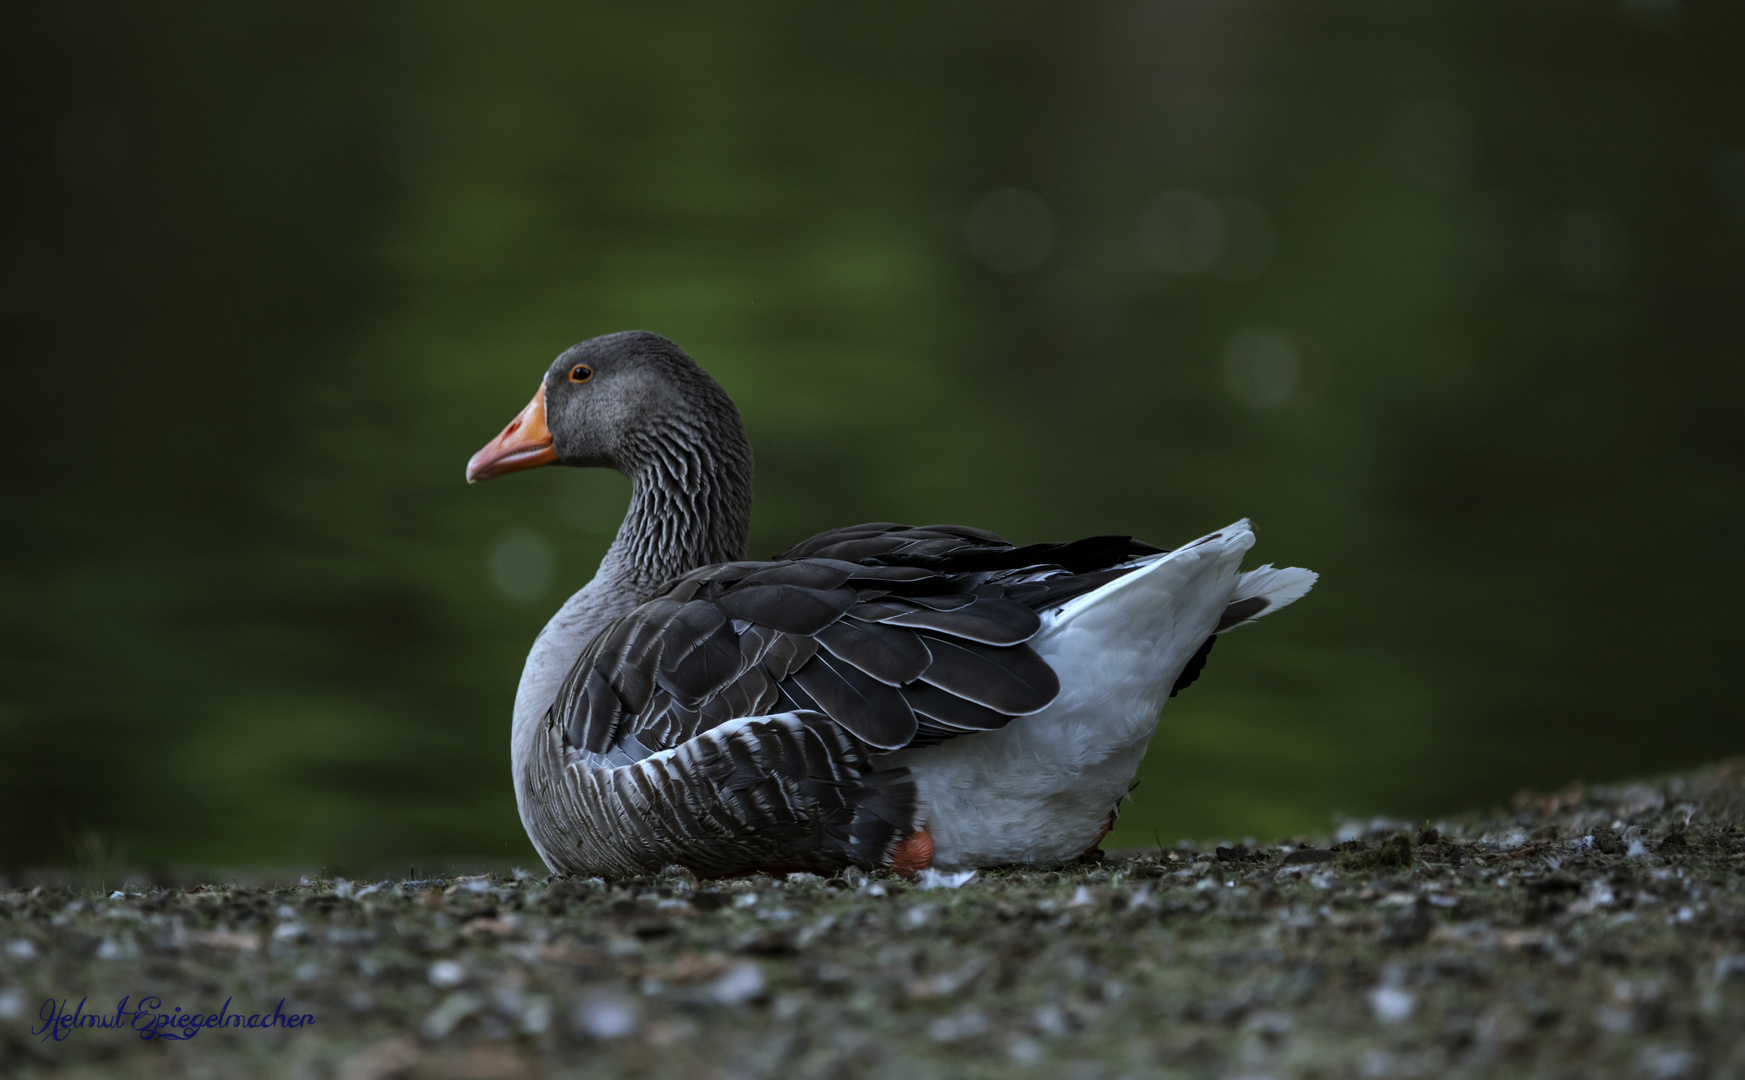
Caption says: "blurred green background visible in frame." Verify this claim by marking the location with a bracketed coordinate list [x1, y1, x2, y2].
[4, 2, 1743, 873]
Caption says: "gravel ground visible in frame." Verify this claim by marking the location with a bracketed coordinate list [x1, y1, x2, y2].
[8, 763, 1745, 1079]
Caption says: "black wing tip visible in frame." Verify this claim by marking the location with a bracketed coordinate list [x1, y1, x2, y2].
[1215, 596, 1269, 633]
[1169, 635, 1217, 698]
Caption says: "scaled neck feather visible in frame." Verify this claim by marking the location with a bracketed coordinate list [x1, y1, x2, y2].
[597, 413, 753, 600]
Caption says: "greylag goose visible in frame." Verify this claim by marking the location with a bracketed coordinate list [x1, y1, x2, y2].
[466, 331, 1316, 878]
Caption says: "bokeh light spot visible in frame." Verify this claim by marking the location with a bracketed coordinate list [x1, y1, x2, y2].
[1138, 191, 1275, 281]
[488, 527, 556, 602]
[1138, 189, 1222, 274]
[964, 188, 1055, 273]
[1223, 327, 1300, 410]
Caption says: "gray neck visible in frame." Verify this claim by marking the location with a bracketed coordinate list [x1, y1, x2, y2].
[510, 407, 753, 836]
[595, 415, 754, 599]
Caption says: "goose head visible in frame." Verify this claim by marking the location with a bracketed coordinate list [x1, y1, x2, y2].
[465, 330, 741, 483]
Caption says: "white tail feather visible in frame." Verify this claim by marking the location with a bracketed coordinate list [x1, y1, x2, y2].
[1041, 518, 1254, 633]
[1219, 564, 1318, 632]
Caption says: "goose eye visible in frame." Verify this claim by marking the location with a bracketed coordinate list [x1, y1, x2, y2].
[569, 364, 594, 384]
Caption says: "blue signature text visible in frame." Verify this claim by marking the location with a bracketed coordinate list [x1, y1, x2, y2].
[32, 996, 315, 1043]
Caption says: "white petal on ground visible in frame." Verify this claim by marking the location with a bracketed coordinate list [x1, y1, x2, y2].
[708, 963, 766, 1006]
[917, 868, 977, 890]
[427, 959, 466, 987]
[573, 991, 638, 1038]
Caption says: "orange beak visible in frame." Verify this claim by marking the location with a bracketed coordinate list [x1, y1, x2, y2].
[466, 383, 558, 483]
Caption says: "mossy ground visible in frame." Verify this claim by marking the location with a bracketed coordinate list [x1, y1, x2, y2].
[8, 764, 1745, 1079]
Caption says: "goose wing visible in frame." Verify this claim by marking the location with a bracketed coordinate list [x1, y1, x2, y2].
[553, 525, 1169, 763]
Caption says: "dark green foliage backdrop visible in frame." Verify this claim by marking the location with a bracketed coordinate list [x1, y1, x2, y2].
[3, 2, 1742, 870]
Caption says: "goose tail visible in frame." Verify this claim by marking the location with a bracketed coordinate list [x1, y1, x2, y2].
[1029, 519, 1314, 715]
[1217, 563, 1319, 632]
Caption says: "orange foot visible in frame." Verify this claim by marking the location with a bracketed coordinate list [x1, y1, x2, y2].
[886, 825, 934, 878]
